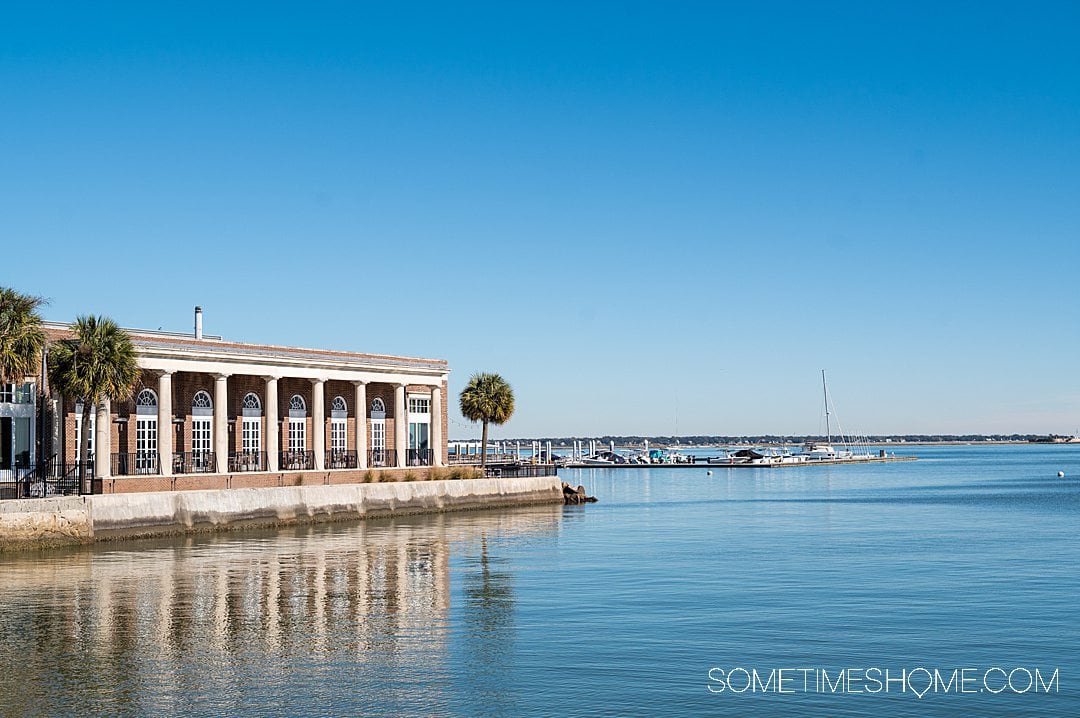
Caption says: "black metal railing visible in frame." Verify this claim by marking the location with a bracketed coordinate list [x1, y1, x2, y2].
[449, 452, 517, 465]
[368, 449, 395, 468]
[483, 464, 558, 479]
[326, 449, 358, 469]
[406, 448, 433, 466]
[279, 450, 314, 471]
[229, 451, 267, 472]
[173, 451, 217, 474]
[112, 452, 160, 476]
[0, 457, 90, 499]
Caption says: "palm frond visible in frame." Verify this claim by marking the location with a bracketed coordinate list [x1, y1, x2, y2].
[0, 287, 49, 385]
[459, 372, 515, 426]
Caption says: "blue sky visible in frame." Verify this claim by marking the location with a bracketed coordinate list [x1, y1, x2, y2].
[2, 2, 1078, 437]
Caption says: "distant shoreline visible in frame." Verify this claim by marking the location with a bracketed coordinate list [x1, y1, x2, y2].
[450, 438, 1077, 448]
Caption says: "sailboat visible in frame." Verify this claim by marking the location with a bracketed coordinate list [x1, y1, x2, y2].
[801, 370, 854, 460]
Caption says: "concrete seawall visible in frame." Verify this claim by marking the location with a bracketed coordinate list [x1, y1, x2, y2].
[0, 476, 563, 551]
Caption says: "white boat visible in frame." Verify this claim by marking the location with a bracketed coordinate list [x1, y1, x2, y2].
[710, 448, 808, 466]
[801, 442, 853, 460]
[580, 451, 630, 465]
[797, 371, 861, 461]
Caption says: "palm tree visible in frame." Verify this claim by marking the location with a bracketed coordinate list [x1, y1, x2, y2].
[458, 373, 514, 468]
[48, 316, 141, 487]
[0, 287, 48, 387]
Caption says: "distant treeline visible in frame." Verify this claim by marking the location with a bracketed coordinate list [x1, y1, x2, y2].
[456, 434, 1047, 445]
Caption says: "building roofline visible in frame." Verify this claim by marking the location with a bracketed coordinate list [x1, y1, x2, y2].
[41, 321, 449, 371]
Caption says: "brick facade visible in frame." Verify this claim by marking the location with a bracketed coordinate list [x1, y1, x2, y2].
[43, 319, 449, 489]
[60, 375, 445, 473]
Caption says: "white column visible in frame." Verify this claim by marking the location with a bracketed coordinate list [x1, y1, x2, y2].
[354, 381, 368, 469]
[158, 372, 173, 476]
[265, 376, 279, 472]
[311, 379, 325, 470]
[394, 383, 406, 468]
[95, 398, 111, 479]
[214, 374, 229, 474]
[431, 384, 443, 466]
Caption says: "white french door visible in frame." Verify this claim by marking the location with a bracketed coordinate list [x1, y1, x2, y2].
[192, 418, 212, 470]
[331, 419, 347, 452]
[371, 419, 385, 466]
[243, 417, 261, 453]
[136, 417, 158, 473]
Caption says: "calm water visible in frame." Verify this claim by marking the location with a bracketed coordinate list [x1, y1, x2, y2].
[1, 445, 1077, 717]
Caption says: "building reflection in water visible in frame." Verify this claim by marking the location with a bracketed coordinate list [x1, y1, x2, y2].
[0, 505, 561, 716]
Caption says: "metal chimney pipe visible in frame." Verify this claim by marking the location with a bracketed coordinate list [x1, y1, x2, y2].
[194, 306, 203, 340]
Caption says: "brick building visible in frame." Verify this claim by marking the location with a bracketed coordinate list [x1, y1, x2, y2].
[22, 309, 449, 484]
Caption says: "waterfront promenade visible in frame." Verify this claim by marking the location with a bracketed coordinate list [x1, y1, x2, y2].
[0, 475, 562, 551]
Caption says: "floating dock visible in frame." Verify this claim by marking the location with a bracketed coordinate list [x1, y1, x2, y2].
[562, 455, 917, 469]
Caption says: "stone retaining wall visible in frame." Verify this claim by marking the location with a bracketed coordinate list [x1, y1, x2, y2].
[0, 476, 562, 551]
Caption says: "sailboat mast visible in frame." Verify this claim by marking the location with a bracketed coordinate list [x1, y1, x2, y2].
[822, 369, 831, 444]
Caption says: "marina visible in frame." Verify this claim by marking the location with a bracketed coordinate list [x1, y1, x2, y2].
[562, 452, 917, 468]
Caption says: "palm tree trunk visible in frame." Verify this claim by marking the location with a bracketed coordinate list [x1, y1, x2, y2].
[78, 401, 91, 493]
[481, 420, 489, 468]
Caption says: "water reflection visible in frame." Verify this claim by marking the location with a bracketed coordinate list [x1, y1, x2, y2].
[0, 506, 561, 717]
[456, 534, 517, 714]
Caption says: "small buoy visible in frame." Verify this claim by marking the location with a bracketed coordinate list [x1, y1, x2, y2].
[1058, 471, 1065, 478]
[706, 470, 713, 476]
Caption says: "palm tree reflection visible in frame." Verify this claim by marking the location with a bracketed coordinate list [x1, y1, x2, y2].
[458, 532, 517, 712]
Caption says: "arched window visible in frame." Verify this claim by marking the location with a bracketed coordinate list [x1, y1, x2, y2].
[192, 390, 213, 419]
[370, 398, 385, 414]
[240, 393, 262, 456]
[135, 388, 158, 416]
[191, 391, 213, 457]
[288, 394, 307, 453]
[241, 392, 262, 419]
[330, 396, 348, 454]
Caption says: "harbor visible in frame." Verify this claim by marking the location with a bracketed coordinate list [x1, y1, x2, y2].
[562, 453, 917, 469]
[453, 439, 917, 469]
[2, 444, 1075, 716]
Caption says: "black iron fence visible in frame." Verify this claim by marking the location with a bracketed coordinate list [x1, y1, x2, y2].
[449, 452, 518, 465]
[483, 464, 558, 479]
[406, 448, 433, 467]
[279, 450, 314, 471]
[229, 451, 267, 472]
[326, 450, 358, 469]
[173, 451, 217, 474]
[112, 452, 159, 476]
[368, 449, 395, 468]
[0, 457, 91, 499]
